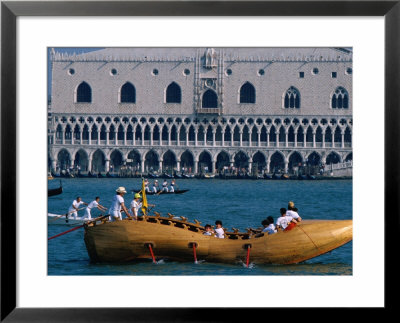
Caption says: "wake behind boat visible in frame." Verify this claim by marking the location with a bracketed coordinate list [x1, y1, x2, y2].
[48, 213, 98, 225]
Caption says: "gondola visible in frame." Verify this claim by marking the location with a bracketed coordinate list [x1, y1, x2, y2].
[97, 172, 106, 178]
[280, 174, 290, 180]
[148, 172, 160, 178]
[307, 174, 316, 180]
[162, 172, 174, 179]
[132, 189, 189, 195]
[182, 174, 195, 179]
[88, 171, 98, 178]
[77, 171, 89, 178]
[298, 174, 308, 180]
[48, 181, 63, 197]
[106, 172, 119, 178]
[263, 173, 273, 179]
[174, 173, 183, 179]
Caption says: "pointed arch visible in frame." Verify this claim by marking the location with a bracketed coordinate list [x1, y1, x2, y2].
[252, 151, 266, 171]
[120, 82, 136, 103]
[74, 149, 89, 171]
[240, 82, 256, 103]
[216, 151, 230, 171]
[332, 87, 349, 109]
[163, 150, 177, 170]
[269, 151, 285, 173]
[198, 150, 213, 172]
[234, 151, 249, 169]
[180, 150, 195, 171]
[166, 82, 181, 103]
[76, 81, 92, 103]
[202, 89, 218, 108]
[145, 150, 159, 172]
[284, 86, 300, 108]
[92, 149, 106, 173]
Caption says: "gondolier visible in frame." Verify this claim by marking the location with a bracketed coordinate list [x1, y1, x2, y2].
[109, 187, 131, 221]
[68, 197, 88, 219]
[84, 197, 107, 219]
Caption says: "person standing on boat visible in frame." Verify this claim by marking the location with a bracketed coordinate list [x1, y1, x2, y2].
[144, 179, 151, 193]
[152, 180, 159, 193]
[276, 208, 297, 231]
[68, 197, 88, 219]
[130, 193, 142, 220]
[286, 201, 302, 222]
[162, 180, 169, 192]
[84, 197, 107, 220]
[170, 179, 175, 192]
[109, 187, 131, 221]
[214, 220, 225, 238]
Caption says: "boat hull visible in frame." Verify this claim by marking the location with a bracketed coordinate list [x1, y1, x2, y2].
[84, 218, 352, 265]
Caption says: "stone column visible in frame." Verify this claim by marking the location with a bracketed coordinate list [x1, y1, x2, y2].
[284, 158, 289, 174]
[248, 157, 253, 174]
[97, 130, 101, 145]
[88, 132, 91, 145]
[266, 157, 271, 173]
[124, 129, 127, 146]
[322, 130, 326, 148]
[186, 131, 189, 146]
[51, 159, 57, 172]
[194, 157, 199, 174]
[106, 130, 110, 145]
[239, 131, 243, 147]
[212, 130, 216, 147]
[194, 130, 198, 146]
[276, 131, 279, 147]
[313, 131, 316, 148]
[88, 158, 92, 173]
[159, 159, 163, 172]
[341, 131, 345, 148]
[177, 130, 180, 146]
[150, 128, 153, 146]
[141, 130, 145, 146]
[105, 159, 110, 173]
[285, 131, 289, 148]
[294, 129, 298, 147]
[267, 131, 270, 147]
[62, 128, 66, 145]
[176, 160, 181, 172]
[231, 132, 234, 147]
[168, 130, 171, 146]
[257, 131, 261, 147]
[141, 158, 145, 173]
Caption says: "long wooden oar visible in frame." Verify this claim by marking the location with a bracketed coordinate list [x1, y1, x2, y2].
[48, 207, 86, 223]
[48, 214, 109, 240]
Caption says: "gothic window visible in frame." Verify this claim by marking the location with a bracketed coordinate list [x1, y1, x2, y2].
[166, 82, 181, 103]
[202, 89, 218, 108]
[284, 86, 300, 109]
[76, 82, 92, 103]
[239, 82, 256, 104]
[331, 87, 349, 109]
[120, 82, 136, 103]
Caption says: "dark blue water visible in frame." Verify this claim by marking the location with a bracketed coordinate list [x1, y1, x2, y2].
[48, 178, 352, 275]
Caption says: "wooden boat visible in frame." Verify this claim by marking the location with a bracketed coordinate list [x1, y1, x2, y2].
[263, 173, 273, 179]
[148, 172, 160, 178]
[83, 215, 353, 265]
[88, 171, 98, 178]
[280, 174, 290, 180]
[48, 182, 63, 197]
[132, 189, 189, 195]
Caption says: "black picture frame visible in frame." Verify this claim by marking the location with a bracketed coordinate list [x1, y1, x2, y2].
[1, 0, 397, 321]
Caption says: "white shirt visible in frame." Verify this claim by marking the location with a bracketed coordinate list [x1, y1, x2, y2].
[215, 227, 225, 238]
[286, 210, 300, 220]
[87, 200, 99, 210]
[130, 199, 142, 216]
[68, 200, 85, 213]
[109, 195, 124, 212]
[262, 224, 277, 234]
[276, 216, 293, 230]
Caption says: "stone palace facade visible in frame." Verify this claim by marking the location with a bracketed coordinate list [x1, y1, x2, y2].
[48, 47, 352, 174]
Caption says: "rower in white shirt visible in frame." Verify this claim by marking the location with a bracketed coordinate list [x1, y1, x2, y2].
[68, 197, 88, 219]
[84, 197, 107, 219]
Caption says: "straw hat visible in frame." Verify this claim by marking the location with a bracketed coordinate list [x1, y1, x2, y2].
[116, 187, 127, 193]
[288, 201, 295, 208]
